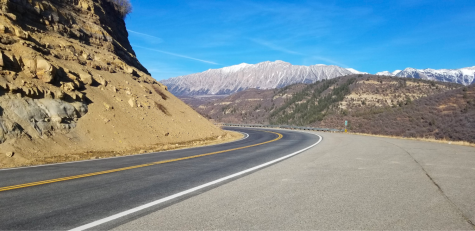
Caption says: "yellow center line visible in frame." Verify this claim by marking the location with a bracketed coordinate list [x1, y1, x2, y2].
[0, 131, 283, 192]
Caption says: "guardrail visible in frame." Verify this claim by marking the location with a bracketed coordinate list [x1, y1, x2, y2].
[217, 123, 344, 133]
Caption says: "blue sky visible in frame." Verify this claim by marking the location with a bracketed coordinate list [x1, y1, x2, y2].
[125, 0, 475, 80]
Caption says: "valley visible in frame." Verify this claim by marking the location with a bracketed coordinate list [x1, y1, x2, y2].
[183, 74, 475, 144]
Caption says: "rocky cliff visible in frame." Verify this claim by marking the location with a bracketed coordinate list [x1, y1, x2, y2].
[0, 0, 228, 168]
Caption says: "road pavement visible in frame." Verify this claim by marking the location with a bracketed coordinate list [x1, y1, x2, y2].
[0, 128, 318, 230]
[114, 131, 475, 230]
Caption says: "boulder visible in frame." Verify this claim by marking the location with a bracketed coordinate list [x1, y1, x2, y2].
[0, 24, 6, 33]
[14, 27, 29, 40]
[95, 75, 106, 86]
[22, 57, 37, 77]
[61, 82, 76, 91]
[125, 67, 137, 75]
[6, 152, 14, 157]
[79, 72, 92, 85]
[74, 80, 84, 89]
[36, 59, 56, 83]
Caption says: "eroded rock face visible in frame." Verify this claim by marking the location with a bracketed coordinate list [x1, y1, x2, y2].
[36, 58, 56, 83]
[0, 97, 87, 143]
[0, 0, 151, 144]
[0, 0, 225, 168]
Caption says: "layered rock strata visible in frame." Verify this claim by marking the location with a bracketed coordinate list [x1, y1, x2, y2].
[0, 0, 225, 168]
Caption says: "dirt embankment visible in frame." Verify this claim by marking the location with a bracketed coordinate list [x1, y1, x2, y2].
[0, 0, 239, 168]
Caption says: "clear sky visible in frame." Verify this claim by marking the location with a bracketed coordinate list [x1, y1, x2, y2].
[125, 0, 475, 80]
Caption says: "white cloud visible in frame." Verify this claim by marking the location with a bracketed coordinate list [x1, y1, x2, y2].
[133, 45, 219, 65]
[250, 38, 303, 55]
[250, 38, 347, 67]
[127, 30, 163, 43]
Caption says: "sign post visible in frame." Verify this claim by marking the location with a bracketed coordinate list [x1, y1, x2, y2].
[345, 120, 348, 133]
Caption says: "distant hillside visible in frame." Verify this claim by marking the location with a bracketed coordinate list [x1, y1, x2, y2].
[191, 75, 474, 143]
[195, 84, 308, 124]
[161, 61, 352, 96]
[194, 75, 458, 123]
[322, 84, 475, 142]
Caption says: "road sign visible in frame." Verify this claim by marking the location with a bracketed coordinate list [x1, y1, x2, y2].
[345, 120, 348, 126]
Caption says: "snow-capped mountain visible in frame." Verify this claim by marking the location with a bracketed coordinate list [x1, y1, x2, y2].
[396, 67, 475, 85]
[393, 70, 402, 75]
[376, 71, 393, 76]
[376, 70, 402, 76]
[346, 68, 368, 74]
[162, 61, 353, 96]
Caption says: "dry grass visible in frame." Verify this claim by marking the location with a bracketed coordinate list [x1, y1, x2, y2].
[348, 132, 475, 148]
[105, 0, 132, 18]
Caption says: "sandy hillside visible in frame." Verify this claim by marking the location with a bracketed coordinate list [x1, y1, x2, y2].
[0, 0, 238, 168]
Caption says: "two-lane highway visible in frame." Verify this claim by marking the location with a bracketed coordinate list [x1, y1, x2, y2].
[0, 128, 320, 230]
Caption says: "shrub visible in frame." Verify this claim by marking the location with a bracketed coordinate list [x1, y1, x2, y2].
[105, 0, 132, 18]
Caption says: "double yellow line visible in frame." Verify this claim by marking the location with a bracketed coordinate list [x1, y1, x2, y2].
[0, 131, 283, 192]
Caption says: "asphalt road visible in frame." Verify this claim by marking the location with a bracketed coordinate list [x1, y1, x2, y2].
[0, 128, 319, 230]
[114, 131, 475, 230]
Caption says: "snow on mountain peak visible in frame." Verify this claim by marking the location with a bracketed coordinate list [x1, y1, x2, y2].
[396, 67, 475, 85]
[221, 63, 251, 73]
[346, 68, 368, 74]
[376, 70, 402, 76]
[375, 71, 393, 76]
[162, 62, 475, 97]
[162, 61, 353, 96]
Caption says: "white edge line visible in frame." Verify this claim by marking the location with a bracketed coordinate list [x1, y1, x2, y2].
[0, 132, 249, 171]
[69, 132, 322, 231]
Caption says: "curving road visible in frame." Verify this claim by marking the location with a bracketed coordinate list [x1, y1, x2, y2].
[0, 128, 320, 230]
[113, 130, 475, 230]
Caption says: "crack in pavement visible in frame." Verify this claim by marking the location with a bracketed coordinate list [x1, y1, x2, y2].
[381, 139, 475, 229]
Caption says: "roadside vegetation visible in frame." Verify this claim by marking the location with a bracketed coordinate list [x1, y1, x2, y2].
[329, 84, 475, 143]
[105, 0, 132, 18]
[270, 78, 356, 125]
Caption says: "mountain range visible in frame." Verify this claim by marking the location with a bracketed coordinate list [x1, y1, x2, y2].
[162, 61, 475, 97]
[395, 67, 475, 85]
[161, 61, 353, 96]
[376, 67, 475, 86]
